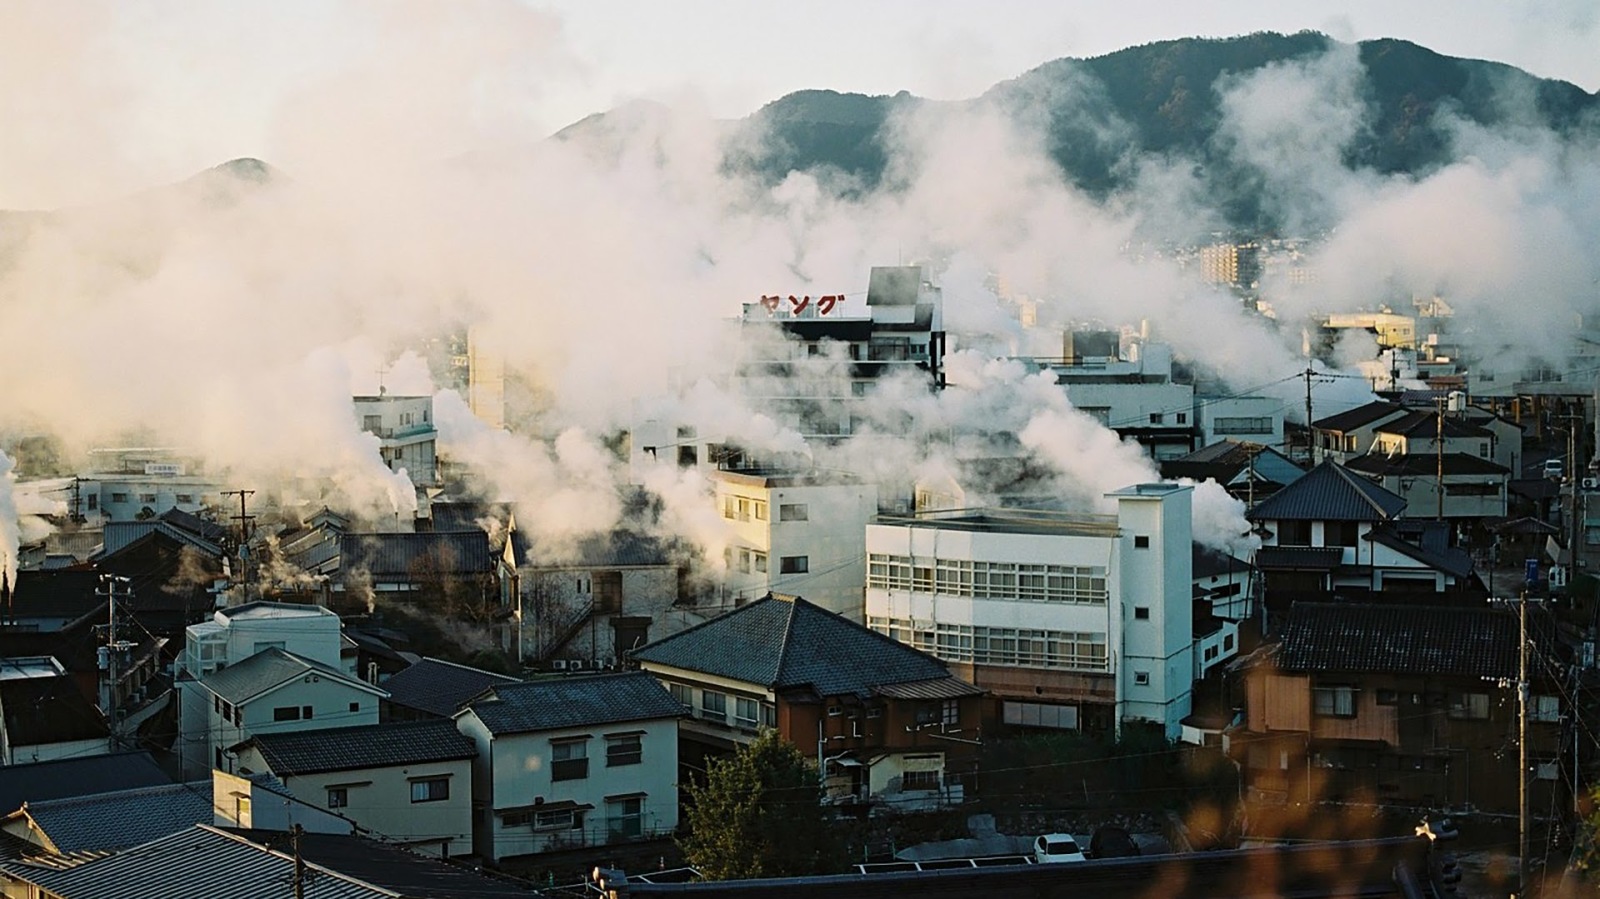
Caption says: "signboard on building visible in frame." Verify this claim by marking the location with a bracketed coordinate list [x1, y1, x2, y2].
[144, 462, 186, 477]
[758, 294, 845, 315]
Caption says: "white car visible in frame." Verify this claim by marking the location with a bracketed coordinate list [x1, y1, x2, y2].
[1034, 833, 1087, 863]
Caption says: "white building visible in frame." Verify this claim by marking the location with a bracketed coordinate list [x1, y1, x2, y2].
[453, 672, 683, 862]
[1195, 395, 1285, 449]
[353, 394, 438, 487]
[865, 484, 1197, 740]
[711, 468, 878, 622]
[1044, 334, 1196, 461]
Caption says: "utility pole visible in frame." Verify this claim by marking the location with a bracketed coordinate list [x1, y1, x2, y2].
[1303, 367, 1315, 464]
[221, 489, 255, 597]
[292, 823, 307, 899]
[96, 574, 132, 747]
[1435, 395, 1446, 521]
[1518, 582, 1529, 899]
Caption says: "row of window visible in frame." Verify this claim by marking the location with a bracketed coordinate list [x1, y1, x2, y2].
[868, 617, 1110, 672]
[500, 796, 648, 839]
[866, 555, 1109, 604]
[1213, 416, 1273, 435]
[217, 696, 362, 724]
[667, 682, 777, 731]
[721, 497, 811, 522]
[550, 733, 645, 781]
[1311, 686, 1559, 721]
[106, 492, 201, 504]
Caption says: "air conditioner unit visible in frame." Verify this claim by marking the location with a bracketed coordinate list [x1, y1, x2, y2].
[568, 659, 585, 671]
[550, 660, 568, 671]
[1582, 477, 1598, 490]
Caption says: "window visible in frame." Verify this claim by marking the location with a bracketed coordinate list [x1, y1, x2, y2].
[779, 503, 809, 521]
[1313, 686, 1356, 717]
[722, 495, 736, 519]
[1176, 412, 1188, 424]
[737, 498, 751, 521]
[735, 697, 760, 731]
[1448, 692, 1490, 720]
[1215, 416, 1272, 435]
[273, 706, 301, 722]
[176, 493, 194, 503]
[363, 414, 382, 431]
[138, 492, 156, 503]
[1223, 634, 1235, 651]
[86, 494, 97, 510]
[111, 492, 129, 504]
[1376, 690, 1399, 706]
[349, 702, 360, 713]
[607, 734, 643, 767]
[780, 556, 809, 574]
[827, 704, 842, 717]
[668, 682, 693, 710]
[762, 702, 777, 727]
[1204, 645, 1218, 661]
[328, 788, 348, 808]
[502, 809, 534, 827]
[410, 777, 449, 803]
[902, 770, 939, 791]
[753, 551, 767, 574]
[1277, 520, 1312, 546]
[678, 445, 698, 467]
[701, 690, 728, 724]
[607, 797, 643, 840]
[941, 699, 958, 729]
[1326, 521, 1360, 548]
[1533, 695, 1561, 723]
[737, 548, 750, 573]
[552, 740, 589, 781]
[754, 500, 768, 521]
[1133, 536, 1150, 549]
[1134, 671, 1150, 686]
[1149, 412, 1164, 424]
[535, 809, 582, 831]
[302, 705, 314, 720]
[1134, 606, 1150, 620]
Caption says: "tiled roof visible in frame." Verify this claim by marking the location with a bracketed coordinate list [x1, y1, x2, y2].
[381, 657, 519, 718]
[871, 678, 983, 700]
[1312, 401, 1403, 433]
[241, 719, 475, 775]
[99, 521, 225, 559]
[158, 508, 229, 544]
[1490, 517, 1561, 536]
[463, 671, 683, 736]
[338, 531, 492, 578]
[230, 827, 542, 898]
[512, 529, 674, 570]
[0, 752, 170, 813]
[4, 825, 427, 899]
[1247, 461, 1405, 523]
[8, 570, 101, 621]
[632, 594, 955, 698]
[1343, 453, 1509, 477]
[203, 648, 385, 705]
[1364, 521, 1475, 578]
[16, 782, 214, 854]
[1278, 602, 1547, 678]
[1376, 410, 1491, 440]
[1254, 546, 1344, 570]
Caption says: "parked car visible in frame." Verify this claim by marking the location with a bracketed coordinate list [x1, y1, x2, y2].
[1088, 825, 1141, 859]
[1034, 833, 1086, 863]
[1545, 458, 1565, 479]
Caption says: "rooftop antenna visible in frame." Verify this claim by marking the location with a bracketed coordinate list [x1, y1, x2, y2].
[376, 361, 391, 397]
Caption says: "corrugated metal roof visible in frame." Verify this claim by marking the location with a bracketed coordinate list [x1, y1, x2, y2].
[1247, 461, 1405, 523]
[633, 594, 956, 699]
[4, 825, 398, 898]
[243, 719, 476, 776]
[381, 657, 519, 718]
[871, 677, 983, 700]
[19, 782, 214, 854]
[462, 671, 683, 736]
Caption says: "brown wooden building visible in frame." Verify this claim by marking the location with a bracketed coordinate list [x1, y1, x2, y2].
[632, 593, 983, 812]
[1231, 601, 1567, 815]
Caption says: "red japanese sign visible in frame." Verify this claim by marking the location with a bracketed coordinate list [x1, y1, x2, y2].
[758, 294, 845, 315]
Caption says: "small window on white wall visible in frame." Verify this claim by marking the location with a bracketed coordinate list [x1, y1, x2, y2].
[1134, 671, 1150, 686]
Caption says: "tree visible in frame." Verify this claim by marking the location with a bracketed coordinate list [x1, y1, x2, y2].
[678, 729, 846, 880]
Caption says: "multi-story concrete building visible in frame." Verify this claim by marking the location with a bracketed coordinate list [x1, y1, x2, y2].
[1040, 334, 1196, 461]
[353, 394, 438, 487]
[864, 484, 1198, 741]
[710, 468, 877, 622]
[1195, 395, 1285, 449]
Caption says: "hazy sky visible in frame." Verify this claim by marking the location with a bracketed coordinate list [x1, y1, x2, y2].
[2, 0, 1597, 208]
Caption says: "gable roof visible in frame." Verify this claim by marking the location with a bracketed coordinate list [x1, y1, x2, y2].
[461, 671, 684, 736]
[11, 782, 214, 855]
[1343, 453, 1509, 477]
[1246, 461, 1405, 523]
[240, 719, 476, 776]
[632, 594, 957, 699]
[99, 520, 225, 560]
[202, 648, 386, 706]
[1311, 400, 1404, 433]
[1277, 602, 1547, 678]
[381, 657, 519, 718]
[1375, 410, 1492, 440]
[0, 752, 169, 813]
[338, 531, 492, 579]
[1363, 523, 1475, 579]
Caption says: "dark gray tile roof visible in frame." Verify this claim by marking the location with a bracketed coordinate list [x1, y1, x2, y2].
[0, 752, 169, 813]
[632, 594, 955, 699]
[1312, 400, 1403, 433]
[1343, 452, 1509, 477]
[158, 508, 229, 544]
[462, 671, 684, 736]
[229, 827, 543, 898]
[99, 520, 224, 559]
[241, 719, 476, 776]
[1363, 524, 1475, 579]
[338, 531, 492, 579]
[1247, 461, 1405, 523]
[1278, 602, 1550, 678]
[381, 657, 519, 718]
[1377, 410, 1492, 440]
[17, 782, 214, 854]
[203, 648, 385, 705]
